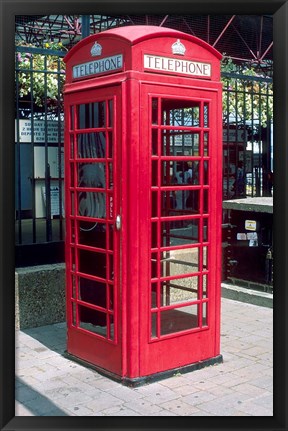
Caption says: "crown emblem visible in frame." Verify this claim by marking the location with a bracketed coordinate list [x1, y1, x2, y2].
[171, 39, 186, 56]
[90, 42, 102, 57]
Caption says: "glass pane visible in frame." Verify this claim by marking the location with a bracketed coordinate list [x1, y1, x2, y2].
[78, 163, 106, 188]
[161, 161, 200, 186]
[70, 135, 74, 158]
[78, 191, 106, 218]
[204, 132, 209, 156]
[79, 277, 107, 307]
[77, 132, 106, 158]
[71, 274, 76, 299]
[203, 218, 208, 242]
[203, 246, 208, 270]
[79, 306, 107, 336]
[161, 219, 200, 246]
[78, 249, 106, 278]
[161, 131, 200, 156]
[160, 277, 199, 306]
[152, 129, 158, 156]
[204, 161, 209, 185]
[108, 131, 113, 159]
[203, 189, 209, 214]
[109, 285, 114, 311]
[108, 100, 113, 128]
[161, 100, 200, 127]
[204, 103, 209, 128]
[161, 190, 200, 216]
[72, 302, 77, 326]
[108, 314, 114, 340]
[202, 302, 208, 326]
[151, 312, 157, 338]
[108, 254, 114, 281]
[78, 221, 106, 247]
[108, 163, 113, 189]
[152, 160, 158, 186]
[203, 274, 208, 298]
[160, 304, 199, 335]
[152, 98, 158, 125]
[78, 102, 106, 129]
[70, 106, 74, 130]
[151, 282, 158, 307]
[151, 222, 158, 248]
[70, 191, 75, 215]
[70, 162, 75, 185]
[160, 248, 200, 277]
[71, 247, 76, 272]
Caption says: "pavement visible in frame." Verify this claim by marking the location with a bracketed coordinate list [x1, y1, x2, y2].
[15, 296, 273, 417]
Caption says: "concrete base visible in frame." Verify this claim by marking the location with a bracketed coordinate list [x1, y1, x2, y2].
[14, 264, 273, 330]
[15, 263, 66, 330]
[221, 282, 273, 308]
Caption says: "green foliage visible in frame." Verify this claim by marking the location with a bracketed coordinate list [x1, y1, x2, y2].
[221, 57, 273, 128]
[16, 41, 66, 108]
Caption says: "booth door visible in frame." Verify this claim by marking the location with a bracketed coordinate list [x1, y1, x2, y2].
[139, 84, 222, 376]
[65, 86, 122, 376]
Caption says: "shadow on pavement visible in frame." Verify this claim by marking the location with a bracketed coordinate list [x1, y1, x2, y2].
[15, 377, 69, 416]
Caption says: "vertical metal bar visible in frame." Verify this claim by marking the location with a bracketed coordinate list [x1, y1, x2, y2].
[243, 79, 248, 196]
[30, 54, 36, 243]
[15, 51, 22, 244]
[44, 55, 52, 241]
[81, 15, 90, 38]
[226, 81, 231, 199]
[57, 56, 63, 240]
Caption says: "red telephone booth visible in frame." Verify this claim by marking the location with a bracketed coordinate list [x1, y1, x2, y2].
[64, 25, 223, 385]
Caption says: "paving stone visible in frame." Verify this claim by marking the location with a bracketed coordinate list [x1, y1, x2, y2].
[171, 384, 200, 396]
[123, 398, 163, 415]
[24, 395, 68, 416]
[182, 390, 217, 406]
[15, 297, 273, 417]
[236, 400, 273, 416]
[15, 401, 35, 416]
[100, 405, 141, 416]
[232, 382, 271, 398]
[141, 386, 180, 404]
[106, 385, 144, 402]
[158, 398, 199, 415]
[83, 392, 124, 414]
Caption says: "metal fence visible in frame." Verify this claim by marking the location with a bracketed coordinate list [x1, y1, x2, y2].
[15, 45, 65, 266]
[15, 46, 273, 267]
[222, 72, 273, 200]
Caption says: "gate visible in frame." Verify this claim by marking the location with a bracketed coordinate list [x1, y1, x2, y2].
[14, 45, 273, 276]
[15, 45, 66, 266]
[221, 70, 273, 200]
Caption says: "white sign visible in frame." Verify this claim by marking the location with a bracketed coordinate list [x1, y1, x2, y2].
[144, 54, 211, 78]
[237, 233, 247, 240]
[16, 120, 64, 143]
[245, 220, 257, 231]
[73, 54, 123, 79]
[42, 186, 64, 218]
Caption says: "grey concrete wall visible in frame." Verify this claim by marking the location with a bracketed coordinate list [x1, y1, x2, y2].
[15, 263, 66, 330]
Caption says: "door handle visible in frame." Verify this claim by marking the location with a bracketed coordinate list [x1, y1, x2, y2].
[115, 215, 121, 231]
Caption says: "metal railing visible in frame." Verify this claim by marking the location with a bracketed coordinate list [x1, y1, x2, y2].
[222, 72, 273, 200]
[15, 46, 273, 266]
[15, 45, 65, 266]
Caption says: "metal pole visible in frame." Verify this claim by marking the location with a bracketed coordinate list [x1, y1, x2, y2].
[81, 15, 90, 38]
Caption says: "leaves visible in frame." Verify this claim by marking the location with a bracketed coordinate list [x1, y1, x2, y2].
[221, 57, 273, 127]
[16, 41, 66, 108]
